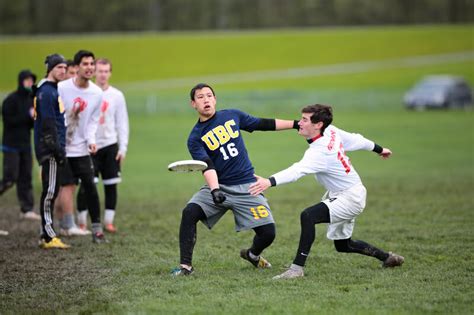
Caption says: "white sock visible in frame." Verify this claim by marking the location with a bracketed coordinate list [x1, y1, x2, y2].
[290, 263, 304, 271]
[248, 250, 259, 261]
[104, 209, 115, 225]
[77, 210, 88, 226]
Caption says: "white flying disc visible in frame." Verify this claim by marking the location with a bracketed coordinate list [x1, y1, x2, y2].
[168, 160, 208, 172]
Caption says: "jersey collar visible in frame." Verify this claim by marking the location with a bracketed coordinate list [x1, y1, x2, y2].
[198, 112, 217, 124]
[306, 133, 322, 144]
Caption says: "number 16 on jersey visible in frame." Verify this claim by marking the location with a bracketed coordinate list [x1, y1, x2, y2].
[220, 142, 239, 160]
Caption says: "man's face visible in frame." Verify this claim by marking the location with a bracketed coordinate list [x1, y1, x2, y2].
[77, 56, 95, 80]
[66, 65, 77, 79]
[22, 77, 34, 89]
[298, 112, 322, 138]
[191, 87, 216, 118]
[95, 63, 111, 86]
[51, 64, 67, 82]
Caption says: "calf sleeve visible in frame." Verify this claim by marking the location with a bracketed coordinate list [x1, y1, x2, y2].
[334, 238, 389, 261]
[250, 223, 276, 256]
[104, 184, 117, 210]
[76, 183, 87, 211]
[179, 203, 206, 266]
[293, 202, 330, 267]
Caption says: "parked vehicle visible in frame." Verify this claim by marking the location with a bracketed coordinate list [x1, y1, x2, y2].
[404, 76, 472, 110]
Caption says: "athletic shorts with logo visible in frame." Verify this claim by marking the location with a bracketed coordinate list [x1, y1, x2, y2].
[60, 156, 95, 186]
[322, 183, 367, 240]
[92, 143, 121, 185]
[188, 182, 274, 231]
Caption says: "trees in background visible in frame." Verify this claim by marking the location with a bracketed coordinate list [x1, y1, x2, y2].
[0, 0, 472, 35]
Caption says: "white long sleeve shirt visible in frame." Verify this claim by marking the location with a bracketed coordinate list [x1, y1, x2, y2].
[272, 125, 376, 192]
[58, 78, 102, 157]
[96, 86, 129, 155]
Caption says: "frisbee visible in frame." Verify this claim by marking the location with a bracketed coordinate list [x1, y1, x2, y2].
[167, 160, 208, 172]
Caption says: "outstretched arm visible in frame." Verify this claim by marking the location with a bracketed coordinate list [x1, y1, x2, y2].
[253, 118, 299, 131]
[275, 119, 299, 130]
[331, 125, 392, 158]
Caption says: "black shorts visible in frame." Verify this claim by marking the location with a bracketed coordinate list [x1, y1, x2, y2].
[92, 143, 121, 185]
[61, 155, 95, 186]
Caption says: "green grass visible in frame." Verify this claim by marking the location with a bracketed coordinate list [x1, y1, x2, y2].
[1, 24, 474, 314]
[0, 24, 472, 91]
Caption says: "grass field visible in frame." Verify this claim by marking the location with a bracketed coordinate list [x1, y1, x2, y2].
[1, 24, 473, 314]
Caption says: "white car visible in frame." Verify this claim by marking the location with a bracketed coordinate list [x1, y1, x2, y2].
[404, 75, 472, 110]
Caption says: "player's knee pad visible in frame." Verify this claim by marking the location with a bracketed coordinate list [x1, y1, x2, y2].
[334, 238, 351, 252]
[181, 203, 206, 224]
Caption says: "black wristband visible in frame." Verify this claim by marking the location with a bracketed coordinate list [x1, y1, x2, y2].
[293, 120, 299, 130]
[373, 143, 383, 154]
[269, 177, 277, 187]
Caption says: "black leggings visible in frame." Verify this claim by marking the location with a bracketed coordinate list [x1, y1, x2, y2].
[179, 203, 276, 265]
[293, 202, 389, 267]
[78, 183, 117, 211]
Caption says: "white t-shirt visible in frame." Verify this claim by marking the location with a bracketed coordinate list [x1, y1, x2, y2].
[272, 125, 375, 192]
[58, 78, 103, 157]
[96, 86, 129, 155]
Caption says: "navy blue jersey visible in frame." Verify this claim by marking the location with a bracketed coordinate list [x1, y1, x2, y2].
[187, 109, 261, 185]
[34, 80, 66, 163]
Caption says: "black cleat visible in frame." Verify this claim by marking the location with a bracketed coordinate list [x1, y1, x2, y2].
[382, 252, 404, 268]
[171, 266, 194, 276]
[240, 249, 272, 269]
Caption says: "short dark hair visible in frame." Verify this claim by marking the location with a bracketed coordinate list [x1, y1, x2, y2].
[73, 50, 95, 66]
[66, 59, 76, 67]
[96, 58, 112, 71]
[190, 83, 215, 101]
[301, 104, 333, 132]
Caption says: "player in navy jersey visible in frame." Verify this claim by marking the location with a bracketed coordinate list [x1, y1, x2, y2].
[172, 83, 299, 276]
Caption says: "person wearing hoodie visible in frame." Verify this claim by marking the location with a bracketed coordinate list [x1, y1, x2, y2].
[0, 69, 41, 221]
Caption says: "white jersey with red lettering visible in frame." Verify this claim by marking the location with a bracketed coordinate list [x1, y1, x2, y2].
[58, 78, 102, 157]
[95, 86, 129, 155]
[272, 125, 375, 192]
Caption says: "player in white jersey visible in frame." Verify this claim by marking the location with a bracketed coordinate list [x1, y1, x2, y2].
[57, 50, 107, 243]
[249, 104, 404, 279]
[76, 58, 129, 233]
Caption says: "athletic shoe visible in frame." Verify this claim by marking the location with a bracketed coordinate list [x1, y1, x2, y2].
[92, 232, 109, 244]
[0, 229, 8, 236]
[20, 211, 41, 221]
[240, 249, 272, 269]
[104, 223, 117, 233]
[39, 237, 71, 249]
[272, 267, 304, 280]
[79, 223, 88, 231]
[382, 252, 405, 268]
[60, 226, 92, 236]
[171, 266, 194, 276]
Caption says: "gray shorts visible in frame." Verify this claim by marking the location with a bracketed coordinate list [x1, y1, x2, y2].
[188, 183, 274, 231]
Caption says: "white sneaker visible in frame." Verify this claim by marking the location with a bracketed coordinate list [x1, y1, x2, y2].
[272, 267, 304, 280]
[0, 229, 8, 236]
[60, 226, 92, 236]
[20, 211, 41, 221]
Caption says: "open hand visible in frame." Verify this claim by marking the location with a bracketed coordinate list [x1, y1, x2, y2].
[248, 174, 271, 196]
